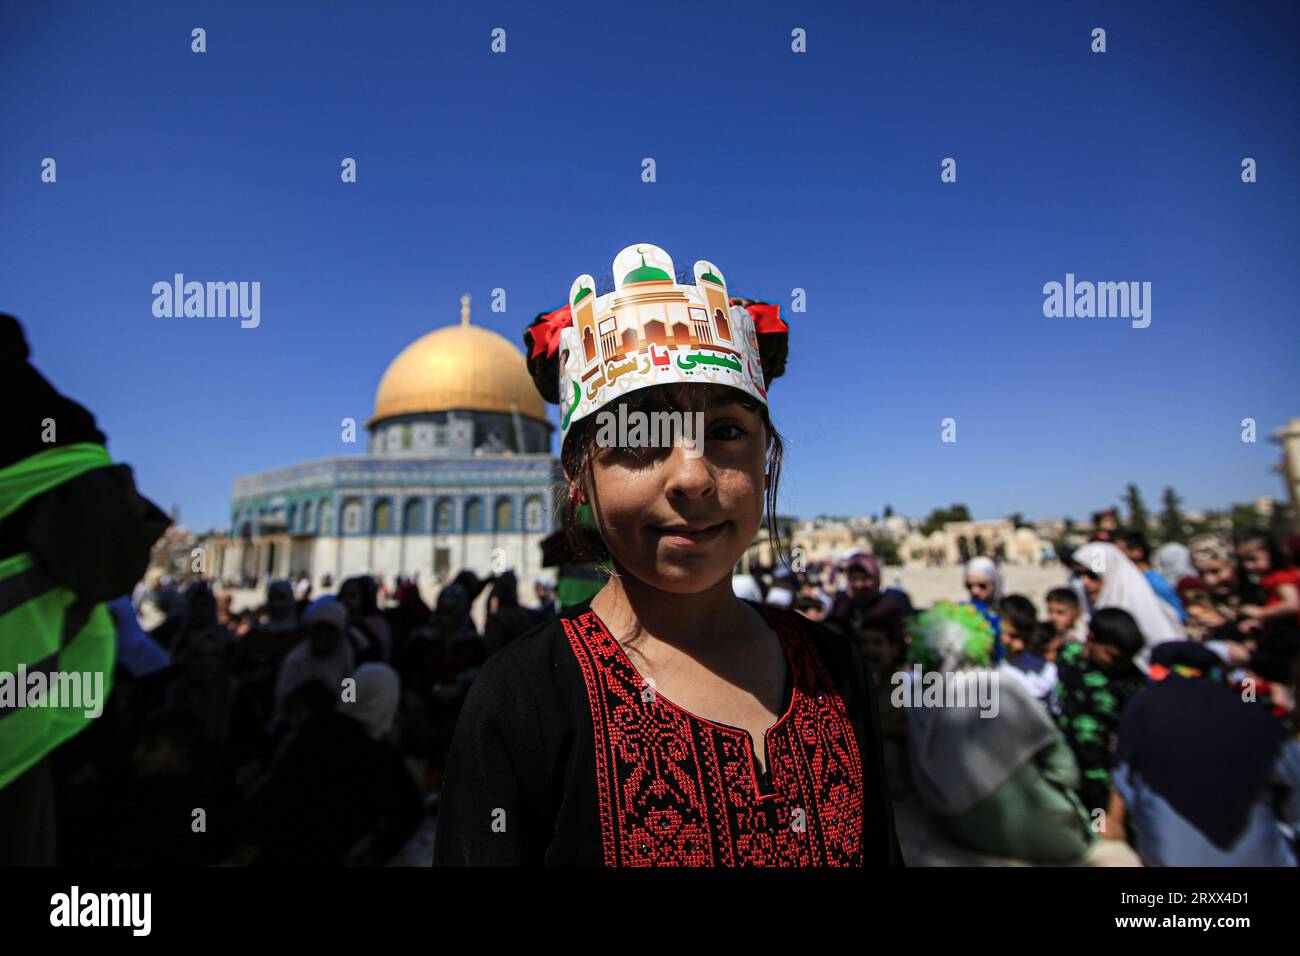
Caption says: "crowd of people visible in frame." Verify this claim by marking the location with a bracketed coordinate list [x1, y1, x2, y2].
[740, 521, 1300, 866]
[40, 519, 1300, 867]
[51, 569, 561, 866]
[9, 305, 1295, 868]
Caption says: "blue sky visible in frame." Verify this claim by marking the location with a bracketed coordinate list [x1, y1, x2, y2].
[2, 0, 1296, 532]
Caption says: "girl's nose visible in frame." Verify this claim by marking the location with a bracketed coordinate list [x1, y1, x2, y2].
[663, 442, 715, 499]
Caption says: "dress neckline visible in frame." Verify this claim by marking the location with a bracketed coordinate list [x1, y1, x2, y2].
[580, 599, 799, 783]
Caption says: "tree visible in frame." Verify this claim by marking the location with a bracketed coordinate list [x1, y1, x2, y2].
[920, 504, 972, 536]
[883, 504, 894, 519]
[1268, 500, 1296, 539]
[1229, 503, 1263, 541]
[869, 534, 900, 566]
[1009, 511, 1026, 529]
[1123, 484, 1150, 536]
[1158, 487, 1185, 543]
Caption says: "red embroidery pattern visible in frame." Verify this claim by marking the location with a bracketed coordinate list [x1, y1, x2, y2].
[562, 606, 864, 867]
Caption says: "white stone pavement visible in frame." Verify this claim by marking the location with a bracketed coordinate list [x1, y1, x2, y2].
[879, 563, 1071, 615]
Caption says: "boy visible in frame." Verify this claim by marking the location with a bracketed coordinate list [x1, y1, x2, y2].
[1049, 607, 1148, 817]
[1045, 587, 1088, 646]
[996, 594, 1058, 701]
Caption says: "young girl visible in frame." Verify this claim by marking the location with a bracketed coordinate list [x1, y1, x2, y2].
[432, 243, 900, 867]
[1237, 530, 1300, 630]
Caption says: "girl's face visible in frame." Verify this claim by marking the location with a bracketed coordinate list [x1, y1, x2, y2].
[848, 569, 880, 601]
[1196, 557, 1236, 597]
[965, 575, 994, 602]
[1237, 542, 1271, 577]
[583, 395, 768, 594]
[1076, 568, 1103, 601]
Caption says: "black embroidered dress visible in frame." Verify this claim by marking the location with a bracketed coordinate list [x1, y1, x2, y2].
[433, 600, 901, 867]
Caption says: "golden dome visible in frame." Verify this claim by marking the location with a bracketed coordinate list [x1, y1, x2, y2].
[369, 297, 549, 426]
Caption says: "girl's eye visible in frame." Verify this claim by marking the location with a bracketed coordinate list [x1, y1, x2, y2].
[709, 422, 748, 442]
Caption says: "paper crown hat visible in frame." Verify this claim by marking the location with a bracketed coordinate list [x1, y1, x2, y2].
[523, 242, 789, 449]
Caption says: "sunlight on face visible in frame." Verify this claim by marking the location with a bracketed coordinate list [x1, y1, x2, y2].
[1046, 600, 1078, 634]
[965, 575, 994, 601]
[1196, 557, 1236, 596]
[582, 394, 768, 595]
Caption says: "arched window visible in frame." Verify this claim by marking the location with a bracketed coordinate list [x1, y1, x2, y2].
[403, 498, 424, 533]
[373, 498, 393, 534]
[524, 495, 543, 531]
[434, 497, 453, 533]
[341, 497, 363, 535]
[320, 498, 331, 534]
[464, 498, 484, 532]
[714, 308, 732, 341]
[304, 500, 316, 532]
[494, 497, 513, 531]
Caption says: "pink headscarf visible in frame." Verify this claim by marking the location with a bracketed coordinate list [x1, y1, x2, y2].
[844, 552, 881, 578]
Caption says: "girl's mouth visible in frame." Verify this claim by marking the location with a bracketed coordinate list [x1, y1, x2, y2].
[651, 521, 728, 547]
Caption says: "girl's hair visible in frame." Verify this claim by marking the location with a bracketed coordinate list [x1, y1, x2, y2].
[1237, 529, 1291, 570]
[558, 381, 787, 571]
[525, 276, 792, 576]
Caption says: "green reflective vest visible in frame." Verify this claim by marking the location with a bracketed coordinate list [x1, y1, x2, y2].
[0, 443, 118, 791]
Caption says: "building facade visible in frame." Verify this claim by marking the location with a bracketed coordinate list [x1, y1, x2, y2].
[205, 296, 562, 590]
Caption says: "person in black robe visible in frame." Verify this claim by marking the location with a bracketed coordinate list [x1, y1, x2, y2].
[0, 313, 169, 865]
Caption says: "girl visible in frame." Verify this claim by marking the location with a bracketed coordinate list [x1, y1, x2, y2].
[1237, 530, 1300, 630]
[432, 243, 900, 866]
[1185, 533, 1249, 638]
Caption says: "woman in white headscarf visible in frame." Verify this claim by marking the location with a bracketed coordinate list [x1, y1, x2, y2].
[1071, 542, 1185, 667]
[1153, 542, 1195, 588]
[963, 556, 1005, 658]
[344, 662, 401, 741]
[964, 556, 1003, 603]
